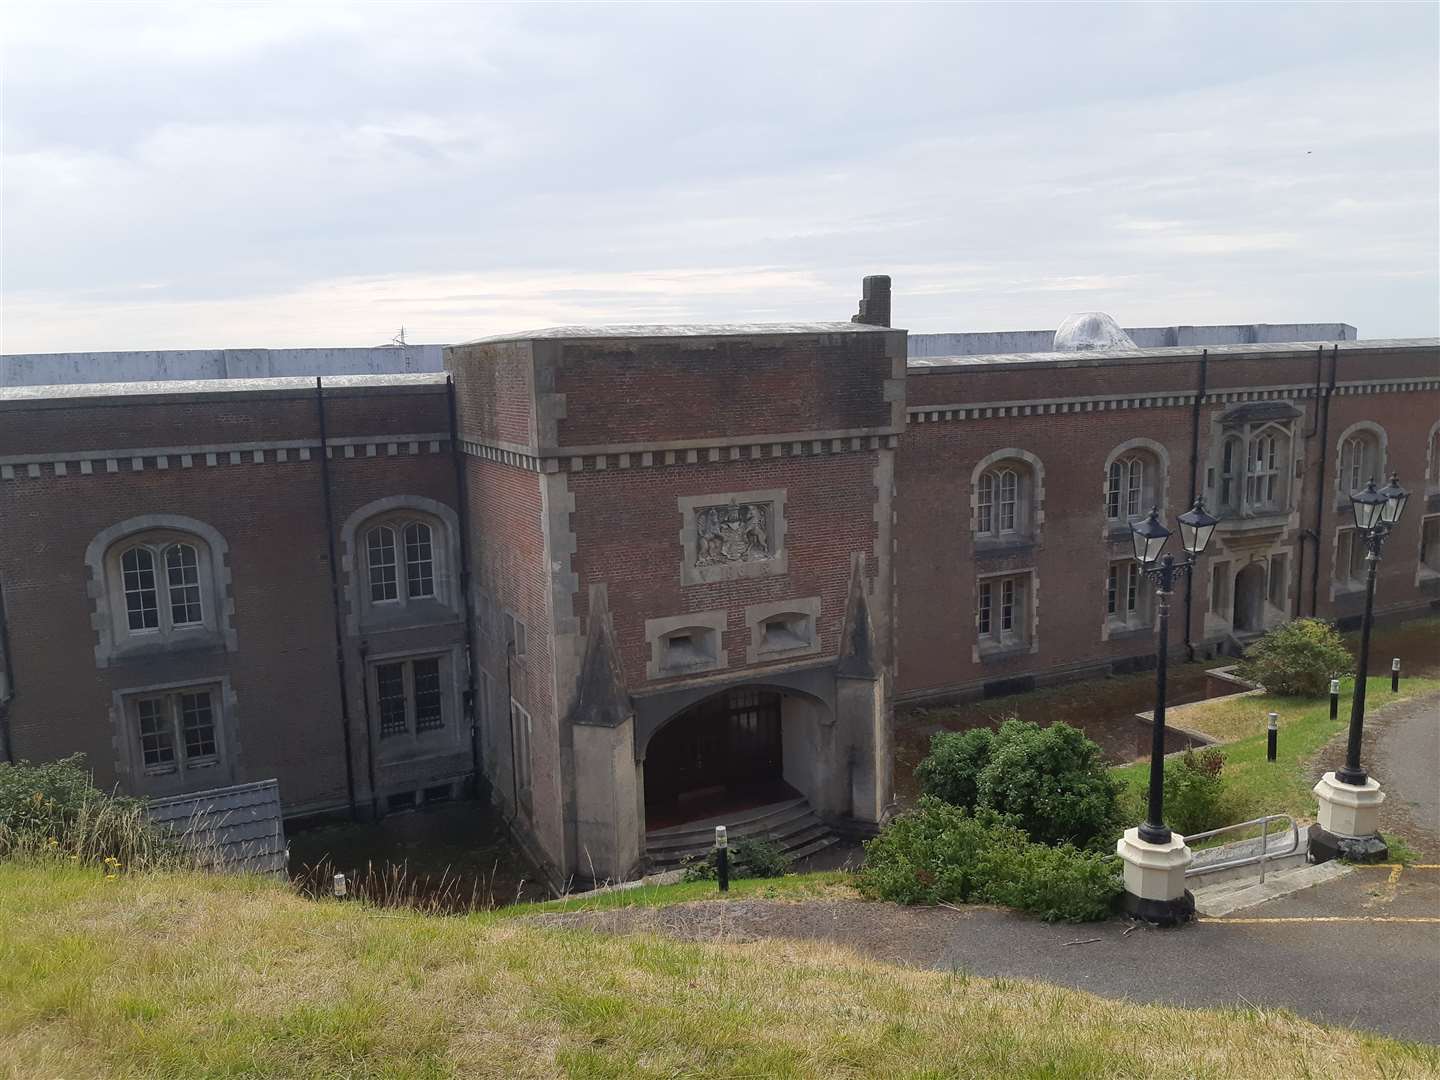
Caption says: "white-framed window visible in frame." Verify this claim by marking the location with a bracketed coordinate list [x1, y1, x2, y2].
[1216, 422, 1293, 517]
[503, 611, 527, 657]
[1338, 433, 1381, 496]
[1248, 431, 1282, 509]
[977, 572, 1030, 650]
[1106, 560, 1149, 626]
[371, 655, 447, 739]
[1335, 529, 1367, 587]
[109, 533, 215, 642]
[977, 466, 1026, 538]
[1106, 458, 1147, 521]
[129, 686, 222, 776]
[365, 519, 437, 606]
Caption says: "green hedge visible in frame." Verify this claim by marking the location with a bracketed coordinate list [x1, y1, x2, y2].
[857, 797, 1122, 922]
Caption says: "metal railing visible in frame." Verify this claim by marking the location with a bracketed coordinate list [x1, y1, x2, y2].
[1183, 814, 1299, 886]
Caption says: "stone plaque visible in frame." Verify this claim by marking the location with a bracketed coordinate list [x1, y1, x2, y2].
[695, 503, 771, 567]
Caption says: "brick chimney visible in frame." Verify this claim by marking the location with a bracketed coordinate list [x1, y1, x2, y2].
[851, 275, 892, 327]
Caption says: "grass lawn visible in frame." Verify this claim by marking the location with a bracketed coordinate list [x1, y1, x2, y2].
[1113, 675, 1440, 826]
[3, 862, 1436, 1079]
[501, 870, 856, 918]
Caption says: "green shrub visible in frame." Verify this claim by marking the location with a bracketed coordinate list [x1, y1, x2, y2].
[0, 754, 176, 868]
[915, 727, 994, 809]
[857, 797, 1122, 922]
[973, 720, 1122, 850]
[1236, 619, 1352, 697]
[1162, 747, 1227, 836]
[680, 838, 793, 882]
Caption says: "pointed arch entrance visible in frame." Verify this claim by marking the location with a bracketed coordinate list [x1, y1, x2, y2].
[1234, 562, 1267, 633]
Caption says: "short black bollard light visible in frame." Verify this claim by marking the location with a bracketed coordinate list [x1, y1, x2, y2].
[715, 825, 729, 893]
[1267, 712, 1278, 763]
[1391, 657, 1401, 693]
[1329, 679, 1341, 721]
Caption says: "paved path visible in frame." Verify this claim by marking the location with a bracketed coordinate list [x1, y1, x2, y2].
[538, 866, 1440, 1043]
[1372, 692, 1440, 858]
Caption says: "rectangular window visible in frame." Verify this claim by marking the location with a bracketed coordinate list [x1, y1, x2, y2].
[1209, 560, 1231, 613]
[165, 545, 204, 626]
[136, 697, 176, 772]
[122, 548, 160, 631]
[978, 573, 1030, 648]
[412, 658, 444, 732]
[403, 523, 435, 599]
[1126, 563, 1141, 614]
[1268, 554, 1288, 608]
[1106, 565, 1119, 616]
[504, 612, 527, 657]
[374, 656, 447, 739]
[512, 700, 533, 799]
[1336, 530, 1366, 585]
[1422, 517, 1440, 573]
[367, 527, 399, 603]
[130, 687, 220, 775]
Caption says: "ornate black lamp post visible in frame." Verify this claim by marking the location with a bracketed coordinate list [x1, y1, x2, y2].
[1116, 499, 1218, 924]
[1131, 500, 1220, 843]
[1312, 474, 1409, 863]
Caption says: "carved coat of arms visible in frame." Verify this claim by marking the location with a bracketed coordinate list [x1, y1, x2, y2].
[695, 503, 770, 567]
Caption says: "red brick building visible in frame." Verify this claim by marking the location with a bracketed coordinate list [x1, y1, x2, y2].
[1, 281, 1435, 887]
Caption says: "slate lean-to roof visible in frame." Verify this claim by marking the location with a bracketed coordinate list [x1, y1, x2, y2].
[145, 779, 288, 876]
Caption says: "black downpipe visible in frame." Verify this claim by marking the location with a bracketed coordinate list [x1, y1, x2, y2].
[315, 378, 359, 820]
[1295, 347, 1326, 617]
[1182, 350, 1207, 661]
[357, 641, 380, 819]
[446, 376, 482, 788]
[0, 575, 14, 763]
[506, 642, 520, 821]
[1309, 346, 1338, 616]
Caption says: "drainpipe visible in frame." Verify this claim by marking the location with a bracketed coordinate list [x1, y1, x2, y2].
[1183, 350, 1207, 660]
[506, 640, 520, 821]
[315, 378, 359, 820]
[0, 575, 14, 763]
[357, 640, 380, 819]
[1308, 346, 1338, 616]
[1295, 346, 1326, 617]
[446, 375, 482, 789]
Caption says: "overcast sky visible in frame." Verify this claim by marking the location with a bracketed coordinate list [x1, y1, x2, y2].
[2, 2, 1437, 352]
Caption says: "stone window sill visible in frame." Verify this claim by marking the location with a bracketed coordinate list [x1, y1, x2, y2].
[1106, 623, 1154, 643]
[978, 640, 1032, 662]
[974, 538, 1036, 559]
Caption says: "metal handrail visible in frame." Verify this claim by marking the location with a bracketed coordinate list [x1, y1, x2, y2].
[1183, 814, 1299, 885]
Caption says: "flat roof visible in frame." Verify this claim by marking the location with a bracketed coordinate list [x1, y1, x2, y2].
[0, 372, 449, 407]
[905, 337, 1439, 374]
[456, 321, 893, 345]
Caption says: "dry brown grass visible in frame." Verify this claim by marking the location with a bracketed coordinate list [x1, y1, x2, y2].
[2, 862, 1435, 1079]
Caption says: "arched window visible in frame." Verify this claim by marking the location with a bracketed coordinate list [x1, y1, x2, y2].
[111, 535, 213, 640]
[1338, 430, 1382, 495]
[975, 461, 1035, 540]
[365, 518, 438, 606]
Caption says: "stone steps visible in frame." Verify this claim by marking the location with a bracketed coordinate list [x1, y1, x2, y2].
[645, 797, 836, 872]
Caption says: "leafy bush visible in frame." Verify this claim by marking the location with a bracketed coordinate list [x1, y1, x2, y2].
[915, 727, 994, 809]
[973, 721, 1122, 850]
[1161, 747, 1227, 836]
[680, 838, 792, 882]
[0, 754, 176, 868]
[1236, 619, 1352, 697]
[857, 797, 1121, 922]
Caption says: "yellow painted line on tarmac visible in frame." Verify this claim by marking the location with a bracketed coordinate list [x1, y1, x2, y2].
[1204, 916, 1440, 925]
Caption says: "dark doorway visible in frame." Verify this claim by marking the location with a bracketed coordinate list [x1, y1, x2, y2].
[1233, 562, 1266, 633]
[645, 688, 783, 814]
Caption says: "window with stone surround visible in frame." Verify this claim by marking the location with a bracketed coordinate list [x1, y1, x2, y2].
[512, 699, 533, 806]
[100, 526, 225, 653]
[976, 571, 1033, 655]
[126, 685, 223, 777]
[1106, 560, 1151, 630]
[1103, 440, 1167, 528]
[369, 655, 448, 740]
[364, 517, 439, 607]
[971, 450, 1044, 547]
[646, 610, 727, 679]
[1337, 429, 1383, 497]
[341, 496, 461, 635]
[1334, 528, 1367, 589]
[1419, 516, 1440, 575]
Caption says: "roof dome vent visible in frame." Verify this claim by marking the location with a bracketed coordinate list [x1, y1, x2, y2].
[1053, 312, 1135, 352]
